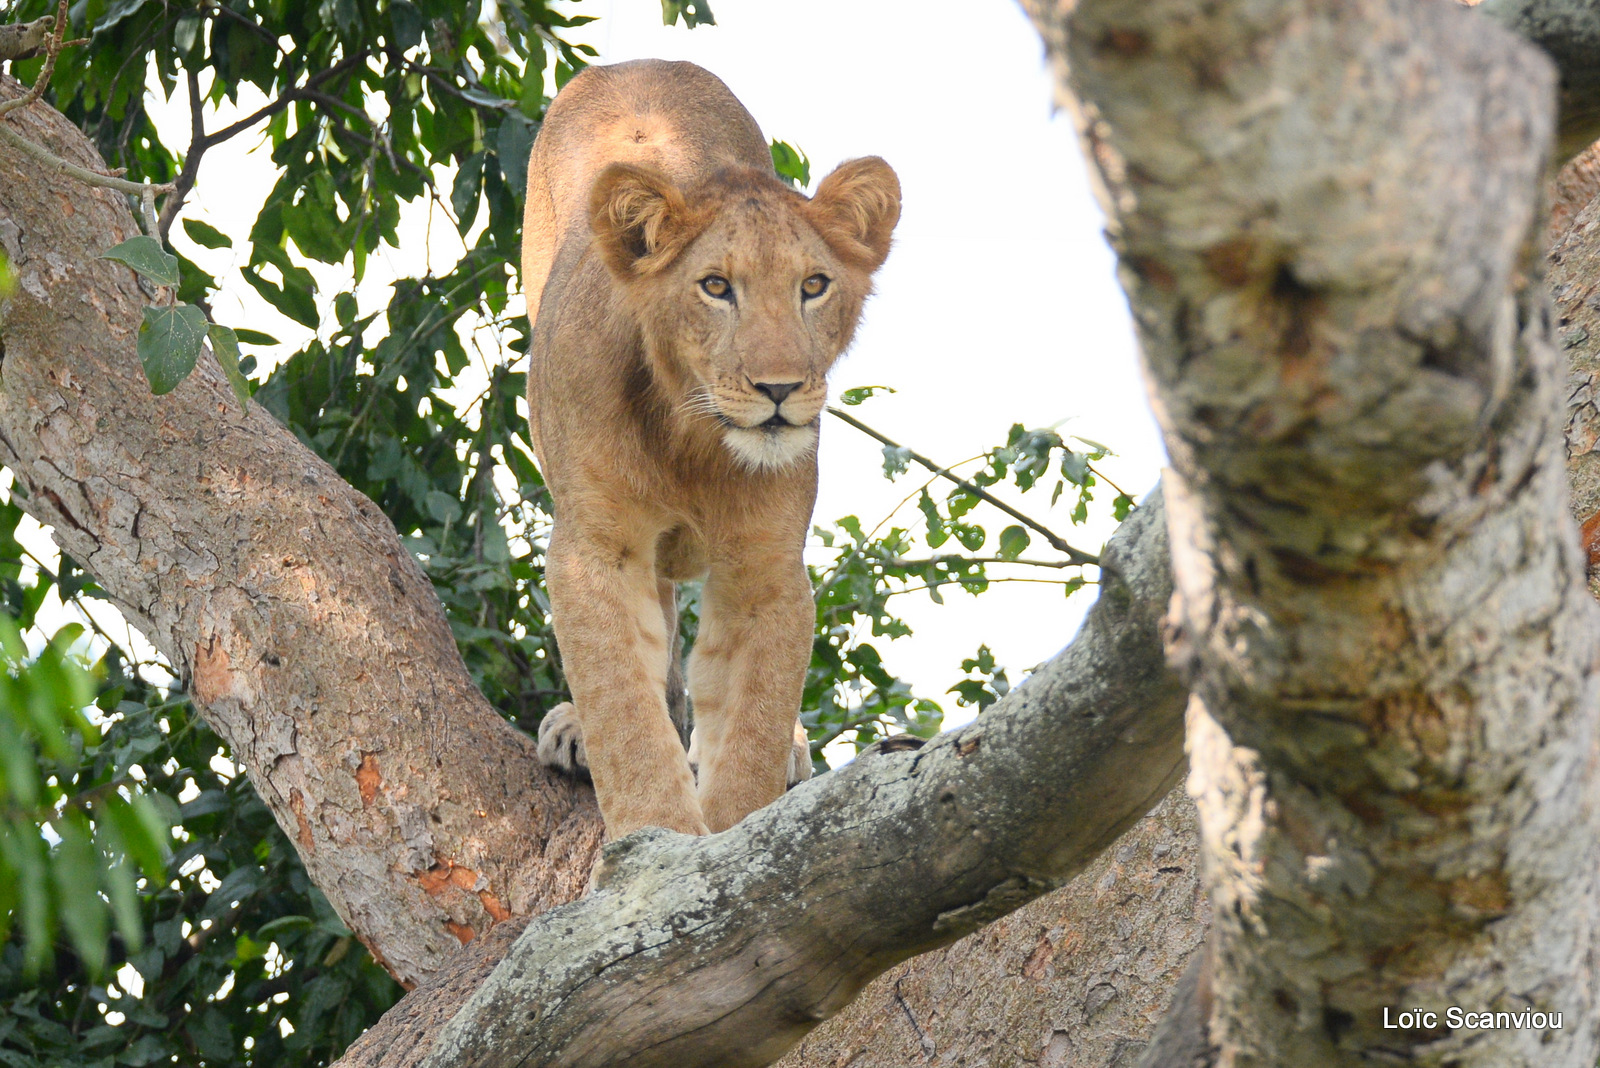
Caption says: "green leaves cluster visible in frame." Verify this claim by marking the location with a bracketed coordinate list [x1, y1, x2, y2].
[801, 409, 1125, 759]
[770, 140, 810, 188]
[0, 498, 170, 984]
[101, 237, 253, 405]
[0, 490, 400, 1067]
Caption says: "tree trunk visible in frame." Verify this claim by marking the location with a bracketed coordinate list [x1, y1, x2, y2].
[0, 76, 604, 989]
[1020, 0, 1600, 1065]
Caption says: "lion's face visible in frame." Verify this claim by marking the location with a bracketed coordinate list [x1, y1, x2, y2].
[590, 159, 901, 470]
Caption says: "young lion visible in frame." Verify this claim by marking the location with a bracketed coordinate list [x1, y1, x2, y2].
[522, 59, 900, 838]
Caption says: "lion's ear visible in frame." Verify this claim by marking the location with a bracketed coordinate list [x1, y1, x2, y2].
[589, 163, 702, 278]
[804, 157, 901, 272]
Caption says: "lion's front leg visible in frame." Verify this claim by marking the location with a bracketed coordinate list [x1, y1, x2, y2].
[688, 553, 814, 833]
[545, 525, 706, 838]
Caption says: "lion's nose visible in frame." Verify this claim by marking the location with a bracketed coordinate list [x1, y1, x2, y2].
[752, 381, 802, 406]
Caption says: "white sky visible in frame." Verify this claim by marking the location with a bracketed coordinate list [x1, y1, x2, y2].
[20, 0, 1166, 736]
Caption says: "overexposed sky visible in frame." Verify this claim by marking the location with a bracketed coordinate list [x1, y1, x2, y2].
[22, 1, 1166, 734]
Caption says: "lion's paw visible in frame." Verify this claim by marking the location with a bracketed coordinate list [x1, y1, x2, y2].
[537, 703, 590, 781]
[788, 720, 813, 787]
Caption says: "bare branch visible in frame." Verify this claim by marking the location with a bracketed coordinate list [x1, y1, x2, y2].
[198, 49, 371, 150]
[155, 65, 207, 243]
[0, 123, 173, 197]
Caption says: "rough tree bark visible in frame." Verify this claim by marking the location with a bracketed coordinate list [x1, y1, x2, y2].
[407, 493, 1185, 1068]
[0, 77, 605, 989]
[1021, 0, 1600, 1066]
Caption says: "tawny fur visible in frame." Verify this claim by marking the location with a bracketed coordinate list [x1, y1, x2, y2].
[523, 59, 899, 838]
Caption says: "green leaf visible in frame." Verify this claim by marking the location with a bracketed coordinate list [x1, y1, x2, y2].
[997, 525, 1030, 560]
[181, 218, 233, 249]
[841, 384, 895, 406]
[103, 236, 179, 288]
[256, 914, 314, 940]
[954, 523, 986, 551]
[390, 0, 423, 50]
[52, 818, 109, 977]
[117, 1033, 171, 1066]
[770, 139, 811, 188]
[233, 327, 279, 346]
[497, 116, 536, 194]
[208, 324, 251, 409]
[137, 304, 209, 395]
[1061, 449, 1090, 485]
[661, 0, 716, 27]
[242, 263, 319, 328]
[452, 152, 486, 229]
[882, 444, 912, 478]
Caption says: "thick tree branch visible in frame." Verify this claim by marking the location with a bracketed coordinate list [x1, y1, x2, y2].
[776, 788, 1207, 1068]
[398, 486, 1185, 1068]
[1025, 0, 1600, 1064]
[0, 77, 603, 987]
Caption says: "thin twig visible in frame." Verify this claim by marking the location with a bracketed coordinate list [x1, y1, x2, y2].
[1086, 461, 1134, 503]
[826, 406, 1100, 567]
[0, 123, 174, 197]
[886, 576, 1092, 599]
[886, 556, 1084, 569]
[199, 49, 370, 148]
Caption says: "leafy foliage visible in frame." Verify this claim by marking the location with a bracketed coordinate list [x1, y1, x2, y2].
[770, 139, 810, 188]
[0, 497, 170, 984]
[801, 400, 1125, 760]
[0, 681, 401, 1067]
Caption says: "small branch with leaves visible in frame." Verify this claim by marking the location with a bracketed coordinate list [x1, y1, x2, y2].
[826, 405, 1101, 567]
[0, 5, 171, 205]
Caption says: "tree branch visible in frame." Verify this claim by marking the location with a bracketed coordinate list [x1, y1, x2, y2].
[0, 77, 603, 988]
[196, 49, 370, 152]
[400, 488, 1184, 1068]
[1026, 0, 1600, 1064]
[155, 65, 206, 243]
[826, 406, 1100, 566]
[0, 123, 172, 197]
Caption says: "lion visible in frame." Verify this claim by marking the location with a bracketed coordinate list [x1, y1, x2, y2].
[521, 59, 900, 838]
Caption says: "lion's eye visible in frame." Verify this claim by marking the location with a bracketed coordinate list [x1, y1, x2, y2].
[700, 275, 732, 300]
[801, 274, 830, 300]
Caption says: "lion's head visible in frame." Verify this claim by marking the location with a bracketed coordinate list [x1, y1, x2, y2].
[588, 157, 901, 470]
